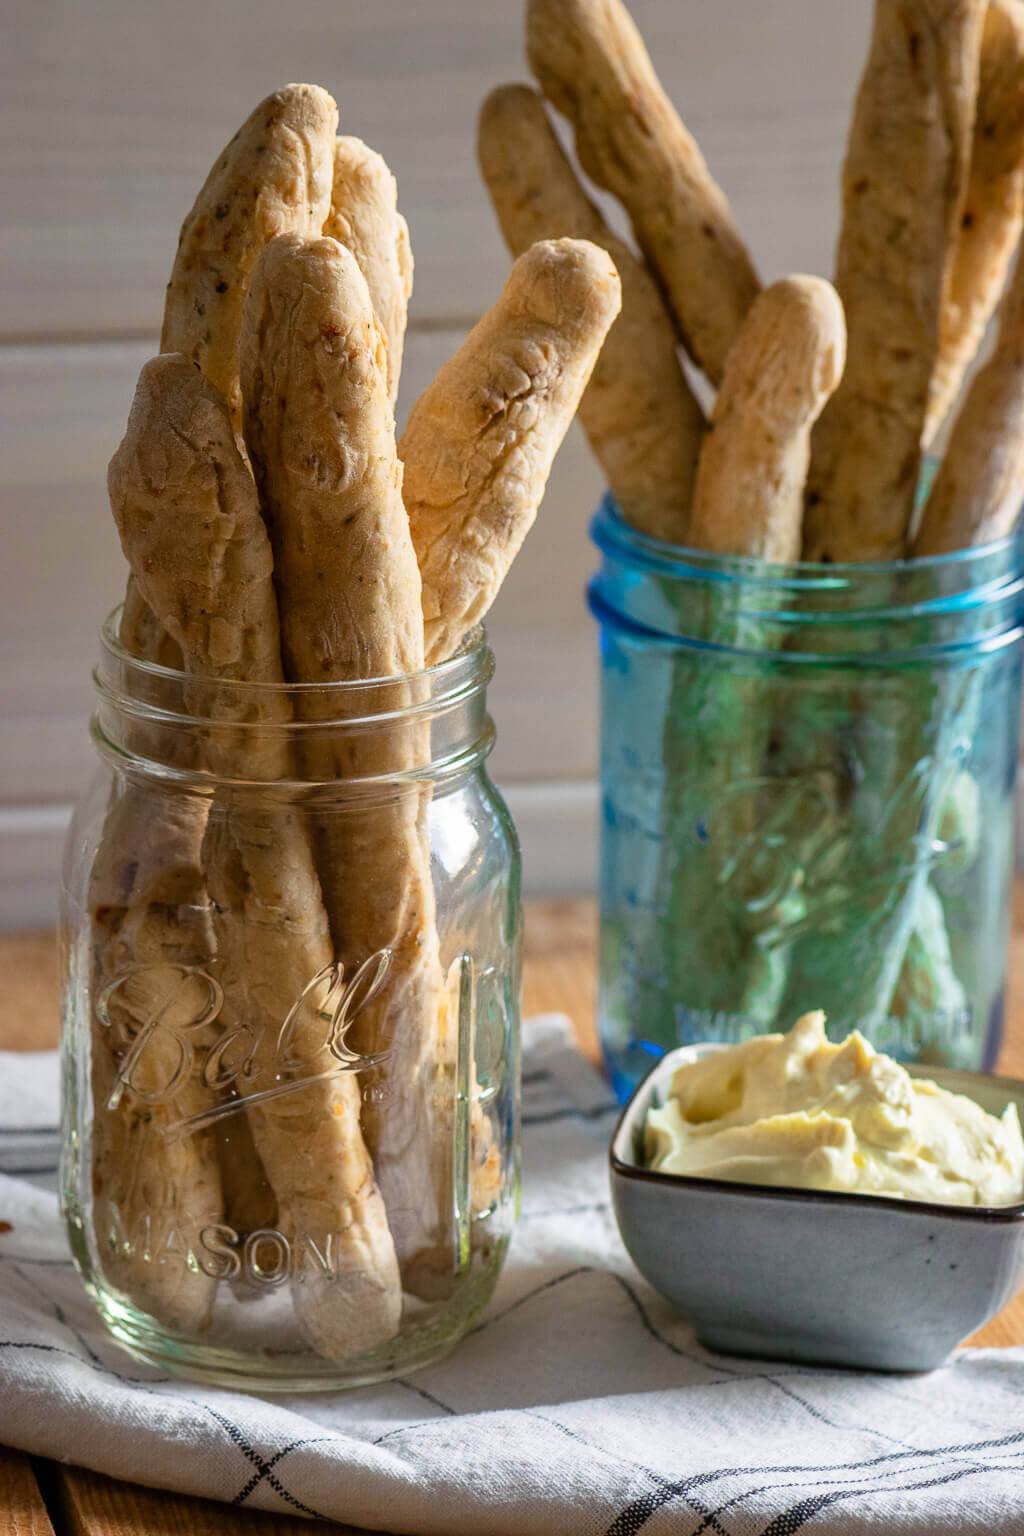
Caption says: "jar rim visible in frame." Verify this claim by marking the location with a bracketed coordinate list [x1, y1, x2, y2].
[91, 609, 496, 789]
[591, 493, 1024, 590]
[99, 607, 492, 699]
[588, 494, 1024, 663]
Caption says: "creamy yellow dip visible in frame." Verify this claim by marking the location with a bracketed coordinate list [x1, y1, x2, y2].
[645, 1011, 1024, 1206]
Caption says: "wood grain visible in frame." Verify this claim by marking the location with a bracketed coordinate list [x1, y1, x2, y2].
[523, 896, 599, 1060]
[53, 1464, 366, 1536]
[0, 929, 59, 1050]
[0, 1448, 55, 1535]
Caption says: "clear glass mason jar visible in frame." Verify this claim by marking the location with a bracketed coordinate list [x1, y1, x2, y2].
[588, 494, 1024, 1100]
[59, 613, 521, 1390]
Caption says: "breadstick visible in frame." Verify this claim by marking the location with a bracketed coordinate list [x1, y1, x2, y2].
[161, 84, 338, 434]
[140, 87, 337, 684]
[689, 277, 847, 562]
[98, 563, 274, 1313]
[659, 280, 846, 1034]
[88, 479, 216, 1334]
[108, 353, 402, 1358]
[925, 0, 1024, 446]
[323, 136, 413, 410]
[87, 800, 222, 1335]
[401, 237, 621, 664]
[913, 250, 1024, 552]
[803, 0, 985, 561]
[525, 0, 758, 384]
[160, 83, 340, 1227]
[118, 578, 181, 672]
[477, 84, 703, 542]
[116, 84, 341, 756]
[240, 234, 455, 1296]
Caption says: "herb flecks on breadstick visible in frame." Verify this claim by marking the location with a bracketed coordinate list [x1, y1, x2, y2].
[925, 0, 1024, 447]
[913, 252, 1024, 553]
[240, 235, 453, 1296]
[324, 136, 413, 410]
[689, 277, 847, 563]
[162, 84, 338, 435]
[803, 0, 985, 561]
[401, 236, 621, 665]
[108, 354, 403, 1358]
[478, 83, 703, 542]
[526, 0, 759, 384]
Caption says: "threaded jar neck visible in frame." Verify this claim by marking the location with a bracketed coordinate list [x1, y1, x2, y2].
[92, 609, 496, 791]
[589, 495, 1024, 669]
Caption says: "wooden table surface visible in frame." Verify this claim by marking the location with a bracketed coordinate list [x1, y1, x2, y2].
[1, 893, 1022, 1534]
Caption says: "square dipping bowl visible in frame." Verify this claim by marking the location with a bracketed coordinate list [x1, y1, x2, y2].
[610, 1044, 1024, 1372]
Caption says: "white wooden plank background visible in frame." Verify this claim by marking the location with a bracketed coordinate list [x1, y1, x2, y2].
[1, 1, 870, 336]
[1, 0, 875, 924]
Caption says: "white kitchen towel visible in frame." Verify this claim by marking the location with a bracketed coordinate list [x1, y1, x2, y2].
[1, 1015, 1023, 1536]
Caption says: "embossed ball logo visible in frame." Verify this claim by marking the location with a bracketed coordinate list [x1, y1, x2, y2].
[96, 950, 393, 1136]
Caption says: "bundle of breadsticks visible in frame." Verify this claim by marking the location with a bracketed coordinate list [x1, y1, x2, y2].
[89, 83, 621, 1357]
[479, 0, 1024, 1043]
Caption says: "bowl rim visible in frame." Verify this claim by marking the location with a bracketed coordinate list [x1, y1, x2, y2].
[609, 1042, 1024, 1225]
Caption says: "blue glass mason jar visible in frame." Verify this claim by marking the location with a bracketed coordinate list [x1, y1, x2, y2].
[588, 494, 1024, 1101]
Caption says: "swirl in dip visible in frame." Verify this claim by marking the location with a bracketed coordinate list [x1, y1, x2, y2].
[645, 1011, 1024, 1206]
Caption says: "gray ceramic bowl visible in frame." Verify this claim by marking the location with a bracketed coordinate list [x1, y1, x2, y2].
[610, 1043, 1024, 1371]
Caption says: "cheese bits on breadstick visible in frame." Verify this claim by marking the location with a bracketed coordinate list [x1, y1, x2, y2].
[925, 0, 1024, 447]
[401, 236, 622, 664]
[239, 234, 453, 1296]
[324, 136, 413, 410]
[108, 354, 403, 1359]
[914, 254, 1024, 554]
[803, 0, 985, 561]
[689, 278, 847, 563]
[478, 83, 703, 542]
[161, 84, 338, 434]
[526, 0, 758, 384]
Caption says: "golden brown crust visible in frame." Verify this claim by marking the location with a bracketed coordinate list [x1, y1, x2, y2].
[137, 85, 337, 682]
[239, 237, 453, 1295]
[803, 0, 986, 561]
[400, 237, 621, 665]
[89, 398, 221, 1334]
[324, 136, 413, 410]
[925, 0, 1024, 445]
[108, 353, 402, 1357]
[913, 256, 1024, 552]
[526, 0, 759, 384]
[161, 84, 338, 435]
[240, 235, 422, 682]
[108, 360, 284, 694]
[689, 278, 847, 563]
[477, 83, 703, 542]
[118, 579, 181, 670]
[87, 804, 222, 1335]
